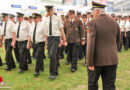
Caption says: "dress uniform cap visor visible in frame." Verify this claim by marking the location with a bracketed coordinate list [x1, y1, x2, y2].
[32, 13, 41, 18]
[1, 13, 8, 18]
[17, 12, 24, 17]
[45, 5, 53, 12]
[91, 1, 106, 10]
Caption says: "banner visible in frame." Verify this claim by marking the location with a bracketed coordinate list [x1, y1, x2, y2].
[107, 1, 114, 12]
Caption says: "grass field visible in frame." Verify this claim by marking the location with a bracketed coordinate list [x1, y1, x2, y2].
[0, 47, 130, 90]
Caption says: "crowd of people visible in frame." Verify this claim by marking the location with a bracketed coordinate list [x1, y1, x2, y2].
[0, 1, 130, 89]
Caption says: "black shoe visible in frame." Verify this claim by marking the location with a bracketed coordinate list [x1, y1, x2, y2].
[24, 68, 28, 71]
[84, 63, 87, 66]
[19, 69, 23, 73]
[4, 67, 11, 71]
[71, 68, 76, 72]
[34, 72, 39, 76]
[49, 75, 56, 80]
[125, 49, 128, 51]
[40, 68, 44, 72]
[66, 62, 70, 65]
[3, 62, 6, 65]
[11, 66, 16, 69]
[28, 62, 32, 64]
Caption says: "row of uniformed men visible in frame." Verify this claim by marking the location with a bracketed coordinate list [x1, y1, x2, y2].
[0, 5, 90, 79]
[116, 16, 130, 51]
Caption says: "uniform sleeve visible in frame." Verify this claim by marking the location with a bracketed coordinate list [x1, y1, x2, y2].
[44, 20, 48, 36]
[0, 25, 4, 35]
[27, 22, 31, 34]
[86, 20, 96, 66]
[11, 22, 15, 33]
[79, 20, 85, 41]
[58, 17, 63, 29]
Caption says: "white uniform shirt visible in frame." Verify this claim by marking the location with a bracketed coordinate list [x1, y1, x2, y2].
[44, 15, 63, 36]
[119, 20, 125, 32]
[14, 20, 30, 41]
[0, 20, 15, 39]
[125, 20, 130, 32]
[29, 22, 46, 44]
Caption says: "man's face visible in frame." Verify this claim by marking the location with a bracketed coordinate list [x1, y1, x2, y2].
[83, 18, 87, 22]
[87, 14, 91, 18]
[34, 18, 39, 23]
[92, 9, 99, 19]
[10, 17, 15, 22]
[17, 17, 23, 22]
[29, 18, 33, 23]
[69, 13, 75, 19]
[47, 9, 53, 16]
[3, 16, 9, 22]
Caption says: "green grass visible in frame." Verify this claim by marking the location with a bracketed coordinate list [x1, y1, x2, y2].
[0, 47, 130, 90]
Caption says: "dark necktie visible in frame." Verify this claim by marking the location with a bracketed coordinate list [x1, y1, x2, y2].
[17, 22, 21, 38]
[84, 23, 86, 28]
[4, 22, 7, 36]
[33, 24, 37, 44]
[49, 17, 52, 36]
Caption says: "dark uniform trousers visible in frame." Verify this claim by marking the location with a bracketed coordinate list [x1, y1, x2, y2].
[27, 49, 32, 63]
[5, 39, 15, 68]
[119, 32, 124, 51]
[88, 65, 117, 90]
[59, 46, 64, 59]
[128, 31, 130, 48]
[48, 36, 60, 75]
[0, 56, 3, 66]
[14, 41, 20, 63]
[32, 45, 36, 58]
[124, 32, 129, 50]
[83, 43, 87, 64]
[18, 41, 28, 70]
[67, 43, 80, 70]
[34, 42, 45, 72]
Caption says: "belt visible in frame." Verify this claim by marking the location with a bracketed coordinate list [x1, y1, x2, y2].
[5, 38, 12, 41]
[18, 40, 27, 44]
[33, 42, 45, 45]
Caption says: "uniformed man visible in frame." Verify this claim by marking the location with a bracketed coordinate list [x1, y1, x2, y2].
[9, 14, 20, 63]
[86, 12, 92, 22]
[11, 12, 30, 73]
[0, 25, 3, 66]
[44, 5, 67, 79]
[0, 56, 2, 66]
[124, 16, 130, 51]
[64, 10, 85, 72]
[87, 1, 120, 90]
[28, 16, 33, 24]
[27, 13, 45, 76]
[82, 14, 88, 66]
[0, 13, 16, 70]
[39, 15, 46, 59]
[118, 16, 125, 52]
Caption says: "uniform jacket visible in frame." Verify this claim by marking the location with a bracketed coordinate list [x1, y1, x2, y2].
[87, 14, 121, 66]
[64, 18, 85, 43]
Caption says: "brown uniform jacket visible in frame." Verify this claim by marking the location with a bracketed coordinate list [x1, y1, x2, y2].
[64, 18, 85, 43]
[87, 14, 121, 66]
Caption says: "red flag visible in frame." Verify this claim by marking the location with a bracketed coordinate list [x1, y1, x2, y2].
[0, 76, 3, 83]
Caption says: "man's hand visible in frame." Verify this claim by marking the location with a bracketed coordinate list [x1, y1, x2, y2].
[0, 43, 2, 47]
[82, 41, 85, 45]
[88, 66, 95, 71]
[11, 41, 16, 48]
[124, 33, 126, 37]
[45, 44, 48, 50]
[27, 45, 32, 49]
[64, 41, 67, 47]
